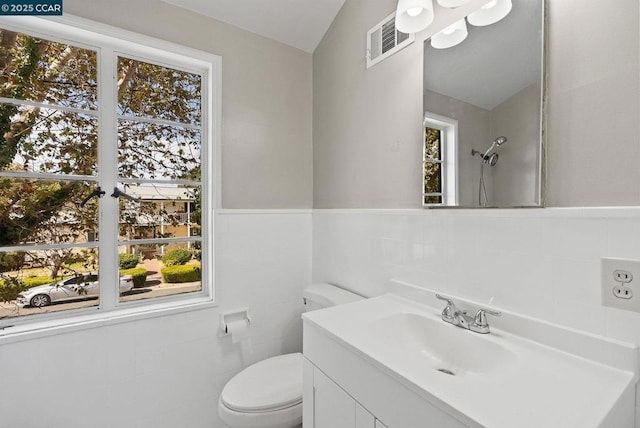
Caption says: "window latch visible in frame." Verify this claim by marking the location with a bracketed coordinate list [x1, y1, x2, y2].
[111, 187, 141, 203]
[79, 186, 106, 208]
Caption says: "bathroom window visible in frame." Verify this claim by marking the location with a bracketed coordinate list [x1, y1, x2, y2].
[423, 112, 458, 206]
[0, 17, 219, 328]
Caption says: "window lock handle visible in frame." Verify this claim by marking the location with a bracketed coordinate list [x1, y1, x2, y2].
[79, 187, 106, 208]
[111, 188, 141, 203]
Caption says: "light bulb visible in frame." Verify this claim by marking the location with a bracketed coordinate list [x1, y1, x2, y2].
[436, 0, 473, 7]
[467, 0, 512, 26]
[482, 0, 498, 9]
[395, 0, 435, 33]
[430, 19, 467, 49]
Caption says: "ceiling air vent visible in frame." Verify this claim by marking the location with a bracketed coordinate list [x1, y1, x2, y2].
[366, 12, 415, 69]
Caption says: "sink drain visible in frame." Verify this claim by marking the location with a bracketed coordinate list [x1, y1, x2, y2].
[437, 368, 455, 376]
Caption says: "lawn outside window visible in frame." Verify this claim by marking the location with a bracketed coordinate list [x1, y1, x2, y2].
[0, 15, 219, 335]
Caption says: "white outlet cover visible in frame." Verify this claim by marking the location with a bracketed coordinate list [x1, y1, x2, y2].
[602, 258, 640, 312]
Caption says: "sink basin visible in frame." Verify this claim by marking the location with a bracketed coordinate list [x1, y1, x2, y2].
[369, 313, 516, 375]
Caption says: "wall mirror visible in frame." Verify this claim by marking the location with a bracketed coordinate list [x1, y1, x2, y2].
[422, 0, 544, 208]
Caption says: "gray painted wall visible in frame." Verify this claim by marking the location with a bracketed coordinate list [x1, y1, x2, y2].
[64, 0, 313, 209]
[314, 0, 640, 207]
[491, 83, 541, 206]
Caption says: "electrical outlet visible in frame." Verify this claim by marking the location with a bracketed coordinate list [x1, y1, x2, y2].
[602, 258, 640, 312]
[613, 270, 633, 283]
[613, 285, 633, 299]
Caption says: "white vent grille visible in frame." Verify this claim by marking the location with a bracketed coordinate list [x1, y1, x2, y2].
[366, 12, 415, 68]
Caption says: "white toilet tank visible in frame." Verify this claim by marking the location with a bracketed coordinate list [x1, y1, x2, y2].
[302, 283, 363, 312]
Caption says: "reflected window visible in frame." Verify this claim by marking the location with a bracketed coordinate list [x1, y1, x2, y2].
[423, 112, 458, 206]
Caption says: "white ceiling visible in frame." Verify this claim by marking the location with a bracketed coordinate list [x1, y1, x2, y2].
[161, 0, 346, 53]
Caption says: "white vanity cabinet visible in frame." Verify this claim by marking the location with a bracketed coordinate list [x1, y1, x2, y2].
[303, 357, 387, 428]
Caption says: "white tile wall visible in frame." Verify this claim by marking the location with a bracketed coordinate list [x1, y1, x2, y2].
[312, 208, 640, 425]
[0, 211, 312, 428]
[5, 208, 638, 427]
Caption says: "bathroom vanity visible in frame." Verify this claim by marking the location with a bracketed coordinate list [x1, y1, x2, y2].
[302, 290, 638, 428]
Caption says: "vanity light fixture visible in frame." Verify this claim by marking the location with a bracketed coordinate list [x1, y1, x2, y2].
[467, 0, 512, 26]
[395, 0, 435, 33]
[431, 19, 468, 49]
[436, 0, 473, 7]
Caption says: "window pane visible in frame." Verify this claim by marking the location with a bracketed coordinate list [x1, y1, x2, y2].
[118, 241, 202, 304]
[0, 106, 97, 175]
[0, 247, 99, 319]
[424, 162, 442, 194]
[117, 183, 200, 241]
[0, 29, 97, 110]
[424, 127, 441, 160]
[117, 57, 201, 125]
[0, 178, 98, 246]
[424, 195, 443, 204]
[118, 120, 200, 181]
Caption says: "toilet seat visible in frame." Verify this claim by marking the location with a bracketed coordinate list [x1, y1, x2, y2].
[219, 353, 303, 428]
[218, 397, 301, 428]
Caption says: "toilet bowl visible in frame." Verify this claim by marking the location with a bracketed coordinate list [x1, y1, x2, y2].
[218, 283, 363, 428]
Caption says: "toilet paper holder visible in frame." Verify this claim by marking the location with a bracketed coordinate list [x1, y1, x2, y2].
[220, 308, 252, 335]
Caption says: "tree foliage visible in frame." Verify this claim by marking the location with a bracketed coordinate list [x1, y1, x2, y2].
[0, 28, 202, 278]
[423, 127, 442, 203]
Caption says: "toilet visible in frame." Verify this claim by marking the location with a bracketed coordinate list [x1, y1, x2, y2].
[218, 283, 363, 428]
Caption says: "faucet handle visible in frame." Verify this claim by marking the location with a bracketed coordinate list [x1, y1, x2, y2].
[436, 294, 459, 320]
[435, 293, 454, 306]
[473, 308, 502, 327]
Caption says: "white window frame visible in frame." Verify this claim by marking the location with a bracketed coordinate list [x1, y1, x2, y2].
[0, 15, 220, 340]
[422, 112, 458, 207]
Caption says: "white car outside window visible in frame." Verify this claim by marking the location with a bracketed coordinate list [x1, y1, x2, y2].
[15, 274, 134, 308]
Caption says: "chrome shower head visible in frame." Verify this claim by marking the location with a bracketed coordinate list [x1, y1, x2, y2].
[472, 136, 508, 166]
[483, 136, 508, 159]
[493, 136, 507, 146]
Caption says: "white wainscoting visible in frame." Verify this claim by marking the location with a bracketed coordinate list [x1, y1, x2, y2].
[0, 210, 312, 428]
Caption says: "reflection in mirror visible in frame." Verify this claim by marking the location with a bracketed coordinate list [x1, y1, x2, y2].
[423, 0, 544, 207]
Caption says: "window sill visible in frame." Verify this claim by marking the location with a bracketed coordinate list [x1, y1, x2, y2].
[0, 296, 217, 345]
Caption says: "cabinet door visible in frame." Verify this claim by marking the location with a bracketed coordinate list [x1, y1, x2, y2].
[313, 367, 356, 428]
[303, 358, 314, 428]
[355, 402, 375, 428]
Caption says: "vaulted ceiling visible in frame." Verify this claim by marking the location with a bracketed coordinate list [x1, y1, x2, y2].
[161, 0, 346, 53]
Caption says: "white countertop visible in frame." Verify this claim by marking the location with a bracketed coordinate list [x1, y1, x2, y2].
[303, 294, 638, 428]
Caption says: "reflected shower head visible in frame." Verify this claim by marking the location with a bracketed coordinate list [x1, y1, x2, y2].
[486, 153, 499, 166]
[483, 136, 508, 161]
[478, 137, 507, 206]
[493, 136, 507, 146]
[472, 136, 508, 166]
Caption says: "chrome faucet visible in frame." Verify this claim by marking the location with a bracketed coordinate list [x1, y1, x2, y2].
[436, 294, 501, 334]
